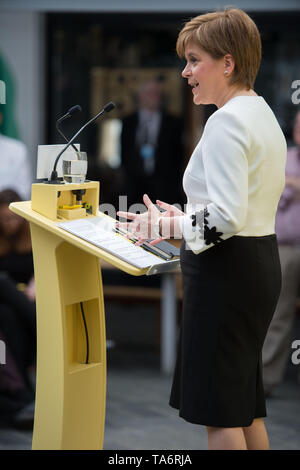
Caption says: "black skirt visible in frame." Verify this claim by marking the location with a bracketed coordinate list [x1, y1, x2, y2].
[169, 234, 281, 428]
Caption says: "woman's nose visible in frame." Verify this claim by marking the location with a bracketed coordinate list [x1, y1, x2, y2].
[182, 64, 190, 78]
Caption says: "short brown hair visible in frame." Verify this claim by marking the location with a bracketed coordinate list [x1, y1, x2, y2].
[176, 8, 262, 90]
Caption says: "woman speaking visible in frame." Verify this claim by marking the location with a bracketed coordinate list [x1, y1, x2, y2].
[117, 8, 286, 450]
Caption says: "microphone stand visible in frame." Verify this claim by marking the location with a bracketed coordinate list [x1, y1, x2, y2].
[48, 102, 115, 184]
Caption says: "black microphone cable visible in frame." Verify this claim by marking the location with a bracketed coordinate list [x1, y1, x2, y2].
[80, 302, 89, 365]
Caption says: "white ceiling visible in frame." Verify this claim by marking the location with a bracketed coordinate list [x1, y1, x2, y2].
[0, 0, 299, 12]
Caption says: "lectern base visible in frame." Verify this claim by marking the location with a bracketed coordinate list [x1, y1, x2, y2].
[30, 223, 106, 450]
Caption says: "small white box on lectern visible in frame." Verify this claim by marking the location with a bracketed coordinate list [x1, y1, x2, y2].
[36, 144, 80, 179]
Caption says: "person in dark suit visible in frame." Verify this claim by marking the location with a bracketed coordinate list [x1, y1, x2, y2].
[120, 79, 185, 210]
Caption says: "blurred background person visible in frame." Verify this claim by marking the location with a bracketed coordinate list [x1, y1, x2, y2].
[120, 79, 185, 209]
[0, 323, 35, 428]
[0, 109, 32, 201]
[263, 109, 300, 396]
[0, 189, 35, 301]
[0, 189, 36, 427]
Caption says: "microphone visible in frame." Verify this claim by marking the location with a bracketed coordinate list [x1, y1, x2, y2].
[56, 105, 82, 153]
[49, 101, 116, 183]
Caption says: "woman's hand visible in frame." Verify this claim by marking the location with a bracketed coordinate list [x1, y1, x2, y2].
[148, 199, 184, 245]
[156, 199, 184, 218]
[117, 194, 163, 245]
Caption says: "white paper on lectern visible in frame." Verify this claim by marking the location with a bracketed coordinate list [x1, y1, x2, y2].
[57, 216, 169, 270]
[36, 144, 80, 179]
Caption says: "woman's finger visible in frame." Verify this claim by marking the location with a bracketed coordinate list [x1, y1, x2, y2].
[156, 199, 171, 210]
[115, 223, 139, 241]
[117, 211, 137, 220]
[143, 194, 154, 209]
[135, 236, 146, 246]
[149, 237, 165, 246]
[115, 222, 131, 230]
[162, 209, 174, 217]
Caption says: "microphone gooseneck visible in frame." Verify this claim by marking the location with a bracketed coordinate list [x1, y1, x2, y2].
[103, 102, 115, 113]
[68, 105, 82, 116]
[56, 105, 82, 153]
[50, 101, 116, 183]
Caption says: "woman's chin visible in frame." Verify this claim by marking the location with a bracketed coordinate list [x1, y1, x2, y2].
[193, 95, 203, 105]
[193, 94, 213, 106]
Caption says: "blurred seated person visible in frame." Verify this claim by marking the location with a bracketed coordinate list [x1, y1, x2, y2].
[0, 110, 32, 200]
[0, 189, 35, 299]
[0, 189, 36, 426]
[262, 110, 300, 395]
[120, 79, 185, 209]
[0, 321, 35, 427]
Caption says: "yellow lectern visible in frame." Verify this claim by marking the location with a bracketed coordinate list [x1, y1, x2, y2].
[9, 181, 152, 450]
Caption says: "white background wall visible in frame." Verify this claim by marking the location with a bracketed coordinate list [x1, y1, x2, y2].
[0, 11, 45, 176]
[1, 0, 300, 12]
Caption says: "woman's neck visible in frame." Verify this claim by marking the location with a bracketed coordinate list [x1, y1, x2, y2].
[216, 87, 258, 109]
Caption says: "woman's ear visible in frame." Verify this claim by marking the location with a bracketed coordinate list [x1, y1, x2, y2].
[224, 54, 235, 76]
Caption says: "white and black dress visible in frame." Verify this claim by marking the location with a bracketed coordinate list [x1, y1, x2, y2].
[169, 96, 287, 427]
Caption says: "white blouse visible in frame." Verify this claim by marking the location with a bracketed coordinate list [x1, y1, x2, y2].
[177, 96, 287, 254]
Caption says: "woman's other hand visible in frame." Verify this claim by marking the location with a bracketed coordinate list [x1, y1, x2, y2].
[156, 199, 184, 218]
[117, 194, 162, 245]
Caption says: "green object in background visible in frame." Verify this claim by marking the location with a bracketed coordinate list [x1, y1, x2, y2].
[0, 52, 19, 139]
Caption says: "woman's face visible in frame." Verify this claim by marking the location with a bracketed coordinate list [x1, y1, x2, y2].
[0, 204, 23, 237]
[182, 43, 226, 106]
